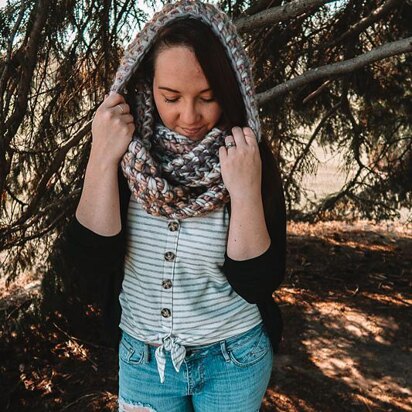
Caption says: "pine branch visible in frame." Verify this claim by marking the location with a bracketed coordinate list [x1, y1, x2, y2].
[0, 0, 52, 198]
[0, 120, 92, 250]
[257, 36, 412, 104]
[235, 0, 336, 32]
[285, 100, 342, 189]
[13, 120, 92, 228]
[323, 0, 402, 49]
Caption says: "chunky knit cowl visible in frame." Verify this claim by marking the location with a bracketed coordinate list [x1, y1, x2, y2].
[109, 0, 261, 219]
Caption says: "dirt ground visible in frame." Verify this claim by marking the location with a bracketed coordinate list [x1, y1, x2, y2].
[1, 219, 411, 411]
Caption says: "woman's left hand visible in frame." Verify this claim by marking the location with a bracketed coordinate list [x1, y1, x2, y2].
[219, 126, 262, 201]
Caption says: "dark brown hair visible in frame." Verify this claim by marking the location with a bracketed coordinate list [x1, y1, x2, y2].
[141, 18, 246, 131]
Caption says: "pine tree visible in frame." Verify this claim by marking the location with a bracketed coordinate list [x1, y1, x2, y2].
[0, 0, 410, 300]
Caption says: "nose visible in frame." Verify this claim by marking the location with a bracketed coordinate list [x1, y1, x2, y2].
[180, 101, 200, 125]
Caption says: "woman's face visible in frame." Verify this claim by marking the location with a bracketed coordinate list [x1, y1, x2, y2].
[152, 46, 223, 141]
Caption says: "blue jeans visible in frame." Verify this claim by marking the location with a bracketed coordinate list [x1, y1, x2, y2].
[118, 322, 273, 412]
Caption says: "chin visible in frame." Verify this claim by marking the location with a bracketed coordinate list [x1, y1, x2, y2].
[185, 134, 204, 142]
[179, 127, 206, 141]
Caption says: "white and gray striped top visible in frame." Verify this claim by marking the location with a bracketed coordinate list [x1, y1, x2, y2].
[118, 195, 263, 383]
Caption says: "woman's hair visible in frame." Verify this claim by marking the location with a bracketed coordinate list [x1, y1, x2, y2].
[141, 18, 247, 131]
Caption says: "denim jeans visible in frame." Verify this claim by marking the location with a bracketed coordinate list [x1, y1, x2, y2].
[118, 322, 273, 412]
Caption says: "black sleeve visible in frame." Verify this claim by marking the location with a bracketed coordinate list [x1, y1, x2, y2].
[64, 214, 125, 269]
[58, 165, 130, 302]
[222, 238, 284, 304]
[222, 141, 287, 304]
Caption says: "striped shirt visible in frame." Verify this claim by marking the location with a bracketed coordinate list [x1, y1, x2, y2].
[118, 195, 263, 383]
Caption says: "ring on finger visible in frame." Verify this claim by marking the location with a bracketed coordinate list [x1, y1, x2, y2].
[116, 104, 125, 114]
[225, 141, 236, 149]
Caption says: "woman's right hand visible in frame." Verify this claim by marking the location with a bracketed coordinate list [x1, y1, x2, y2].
[91, 91, 135, 167]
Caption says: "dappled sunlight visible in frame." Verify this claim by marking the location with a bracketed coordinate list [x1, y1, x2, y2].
[263, 389, 315, 412]
[268, 220, 411, 411]
[299, 301, 411, 409]
[362, 291, 412, 307]
[289, 220, 405, 253]
[276, 287, 317, 305]
[52, 339, 96, 368]
[305, 301, 399, 341]
[3, 217, 410, 410]
[325, 238, 395, 252]
[0, 271, 40, 307]
[19, 365, 55, 396]
[288, 220, 412, 239]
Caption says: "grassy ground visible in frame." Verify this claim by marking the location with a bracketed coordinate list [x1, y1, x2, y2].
[1, 219, 411, 411]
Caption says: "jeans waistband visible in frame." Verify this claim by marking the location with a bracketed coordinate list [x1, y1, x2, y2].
[142, 322, 264, 353]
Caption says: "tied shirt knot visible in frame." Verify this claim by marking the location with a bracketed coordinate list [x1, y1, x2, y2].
[154, 335, 186, 383]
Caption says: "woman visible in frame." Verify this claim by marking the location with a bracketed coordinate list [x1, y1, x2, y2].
[67, 1, 286, 411]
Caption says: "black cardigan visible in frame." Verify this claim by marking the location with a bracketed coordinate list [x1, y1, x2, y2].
[63, 165, 286, 354]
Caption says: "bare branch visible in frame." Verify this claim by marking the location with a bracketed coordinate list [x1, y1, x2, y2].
[257, 36, 412, 104]
[324, 0, 401, 49]
[302, 80, 332, 103]
[287, 101, 342, 186]
[0, 1, 26, 112]
[0, 0, 52, 197]
[235, 0, 335, 32]
[244, 0, 280, 17]
[13, 120, 92, 228]
[0, 120, 92, 250]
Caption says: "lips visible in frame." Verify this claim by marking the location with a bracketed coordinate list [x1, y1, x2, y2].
[182, 127, 202, 134]
[181, 126, 203, 138]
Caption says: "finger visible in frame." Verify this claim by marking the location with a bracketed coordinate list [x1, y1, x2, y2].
[243, 127, 258, 146]
[105, 91, 126, 107]
[128, 123, 136, 134]
[115, 103, 131, 115]
[224, 135, 235, 145]
[223, 136, 236, 156]
[102, 93, 109, 105]
[219, 145, 227, 162]
[108, 102, 131, 118]
[123, 114, 135, 124]
[231, 126, 247, 147]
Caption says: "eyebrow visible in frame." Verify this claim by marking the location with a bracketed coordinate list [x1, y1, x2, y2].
[158, 86, 212, 93]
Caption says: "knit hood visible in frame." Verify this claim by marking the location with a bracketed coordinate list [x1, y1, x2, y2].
[109, 0, 261, 142]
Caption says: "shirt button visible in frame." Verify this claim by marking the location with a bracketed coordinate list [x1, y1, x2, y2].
[161, 308, 171, 318]
[164, 251, 175, 261]
[168, 220, 180, 231]
[162, 279, 173, 289]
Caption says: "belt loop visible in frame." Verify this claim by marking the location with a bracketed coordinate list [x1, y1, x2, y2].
[220, 340, 231, 363]
[143, 342, 150, 363]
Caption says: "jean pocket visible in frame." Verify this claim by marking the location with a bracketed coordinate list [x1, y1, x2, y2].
[227, 324, 271, 368]
[119, 331, 145, 365]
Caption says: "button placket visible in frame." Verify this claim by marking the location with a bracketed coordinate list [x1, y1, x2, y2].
[161, 308, 172, 318]
[162, 279, 173, 289]
[168, 219, 180, 232]
[160, 218, 181, 329]
[164, 251, 175, 261]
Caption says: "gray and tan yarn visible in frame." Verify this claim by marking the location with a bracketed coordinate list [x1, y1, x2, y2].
[109, 0, 261, 219]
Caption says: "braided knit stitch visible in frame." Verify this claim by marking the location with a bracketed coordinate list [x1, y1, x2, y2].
[122, 122, 230, 219]
[109, 0, 261, 219]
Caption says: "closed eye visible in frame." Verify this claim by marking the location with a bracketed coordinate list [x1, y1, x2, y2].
[163, 97, 216, 104]
[164, 97, 179, 103]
